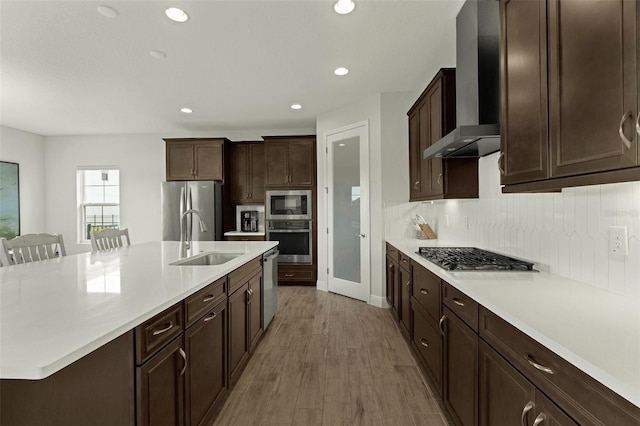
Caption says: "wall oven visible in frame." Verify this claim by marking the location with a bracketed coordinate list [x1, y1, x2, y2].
[266, 221, 312, 264]
[266, 190, 312, 220]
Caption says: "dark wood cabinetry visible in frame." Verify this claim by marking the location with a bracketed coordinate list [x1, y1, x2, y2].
[500, 0, 640, 191]
[136, 336, 186, 426]
[398, 255, 412, 338]
[184, 301, 227, 426]
[230, 142, 265, 204]
[442, 306, 478, 426]
[248, 272, 263, 353]
[408, 68, 479, 201]
[263, 136, 316, 188]
[386, 244, 400, 319]
[165, 138, 228, 182]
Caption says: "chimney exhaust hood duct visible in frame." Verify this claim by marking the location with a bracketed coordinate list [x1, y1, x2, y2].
[424, 0, 500, 159]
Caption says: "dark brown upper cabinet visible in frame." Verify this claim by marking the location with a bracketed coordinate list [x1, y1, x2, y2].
[500, 0, 640, 192]
[408, 68, 479, 201]
[229, 142, 265, 204]
[263, 136, 316, 188]
[165, 138, 229, 182]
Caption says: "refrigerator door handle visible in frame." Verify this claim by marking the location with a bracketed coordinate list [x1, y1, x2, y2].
[180, 187, 187, 242]
[187, 186, 193, 243]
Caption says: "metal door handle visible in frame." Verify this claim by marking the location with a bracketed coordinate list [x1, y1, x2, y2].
[356, 233, 366, 238]
[420, 339, 429, 348]
[533, 413, 546, 426]
[203, 312, 216, 322]
[520, 401, 534, 426]
[438, 315, 446, 336]
[636, 112, 640, 137]
[178, 348, 187, 376]
[203, 295, 215, 303]
[420, 288, 428, 295]
[152, 321, 174, 336]
[452, 298, 465, 307]
[525, 354, 555, 375]
[437, 173, 442, 186]
[414, 180, 419, 190]
[619, 111, 633, 149]
[498, 152, 505, 176]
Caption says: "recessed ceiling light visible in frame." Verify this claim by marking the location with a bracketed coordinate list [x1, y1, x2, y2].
[166, 7, 189, 23]
[150, 50, 167, 59]
[334, 0, 355, 15]
[291, 104, 302, 110]
[334, 67, 349, 76]
[181, 107, 192, 114]
[97, 5, 119, 18]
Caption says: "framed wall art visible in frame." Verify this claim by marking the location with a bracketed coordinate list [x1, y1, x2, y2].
[0, 161, 20, 239]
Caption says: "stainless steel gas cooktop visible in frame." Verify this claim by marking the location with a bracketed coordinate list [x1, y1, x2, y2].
[417, 247, 536, 271]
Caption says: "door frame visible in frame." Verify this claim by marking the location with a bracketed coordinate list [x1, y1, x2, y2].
[324, 120, 370, 303]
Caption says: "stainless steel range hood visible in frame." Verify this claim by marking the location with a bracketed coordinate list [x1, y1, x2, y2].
[424, 0, 500, 159]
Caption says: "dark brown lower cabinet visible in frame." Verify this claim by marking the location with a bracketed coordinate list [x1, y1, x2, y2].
[399, 265, 412, 337]
[412, 304, 443, 394]
[479, 340, 577, 426]
[136, 337, 186, 426]
[228, 282, 250, 385]
[185, 301, 228, 426]
[385, 255, 396, 312]
[443, 306, 478, 426]
[248, 272, 263, 353]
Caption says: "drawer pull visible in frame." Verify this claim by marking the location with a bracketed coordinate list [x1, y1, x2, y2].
[203, 312, 216, 322]
[420, 288, 429, 295]
[402, 259, 408, 263]
[619, 111, 633, 149]
[452, 298, 465, 307]
[438, 315, 446, 336]
[178, 348, 187, 376]
[533, 413, 547, 426]
[202, 294, 215, 303]
[525, 354, 554, 375]
[405, 281, 411, 287]
[284, 273, 295, 278]
[520, 401, 534, 426]
[152, 321, 174, 336]
[420, 339, 429, 348]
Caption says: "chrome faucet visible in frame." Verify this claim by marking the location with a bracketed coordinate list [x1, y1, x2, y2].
[180, 209, 207, 252]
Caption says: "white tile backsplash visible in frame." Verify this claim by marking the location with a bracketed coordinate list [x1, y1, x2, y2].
[384, 152, 640, 295]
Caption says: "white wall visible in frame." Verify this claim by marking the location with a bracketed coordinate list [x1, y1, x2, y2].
[0, 125, 46, 234]
[385, 152, 640, 296]
[44, 129, 314, 255]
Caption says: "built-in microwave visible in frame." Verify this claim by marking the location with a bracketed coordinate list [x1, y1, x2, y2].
[266, 190, 312, 220]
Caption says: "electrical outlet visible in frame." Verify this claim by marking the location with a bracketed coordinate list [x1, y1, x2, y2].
[609, 226, 629, 256]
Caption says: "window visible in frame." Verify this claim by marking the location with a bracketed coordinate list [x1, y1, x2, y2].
[77, 168, 120, 242]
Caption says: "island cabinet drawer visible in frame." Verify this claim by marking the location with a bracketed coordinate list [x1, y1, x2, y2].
[442, 282, 478, 332]
[399, 252, 412, 272]
[228, 256, 261, 295]
[185, 277, 227, 326]
[135, 303, 184, 365]
[479, 307, 640, 426]
[386, 243, 399, 262]
[411, 261, 441, 326]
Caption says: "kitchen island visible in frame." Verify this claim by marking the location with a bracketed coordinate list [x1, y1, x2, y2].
[0, 240, 277, 425]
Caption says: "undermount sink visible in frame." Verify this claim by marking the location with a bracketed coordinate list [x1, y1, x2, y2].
[170, 252, 244, 266]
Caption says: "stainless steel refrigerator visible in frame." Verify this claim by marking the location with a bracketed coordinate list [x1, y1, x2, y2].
[161, 181, 222, 241]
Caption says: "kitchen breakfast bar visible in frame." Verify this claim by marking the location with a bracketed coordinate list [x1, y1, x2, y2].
[0, 241, 277, 425]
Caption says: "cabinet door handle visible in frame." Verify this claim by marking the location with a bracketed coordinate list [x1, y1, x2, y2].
[525, 354, 555, 375]
[636, 112, 640, 137]
[203, 312, 216, 322]
[438, 315, 446, 336]
[520, 401, 534, 426]
[152, 321, 174, 336]
[452, 298, 465, 307]
[284, 273, 294, 278]
[389, 264, 394, 273]
[202, 294, 215, 303]
[405, 280, 411, 287]
[532, 413, 547, 426]
[178, 348, 187, 376]
[497, 152, 505, 176]
[420, 288, 428, 295]
[619, 111, 633, 149]
[437, 173, 442, 186]
[420, 339, 429, 348]
[414, 180, 420, 190]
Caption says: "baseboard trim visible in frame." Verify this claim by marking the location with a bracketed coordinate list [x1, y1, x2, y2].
[369, 294, 387, 308]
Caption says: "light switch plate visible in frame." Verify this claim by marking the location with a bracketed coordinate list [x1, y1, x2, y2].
[609, 226, 629, 256]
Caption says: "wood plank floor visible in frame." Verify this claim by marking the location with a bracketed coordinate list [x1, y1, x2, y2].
[214, 286, 450, 426]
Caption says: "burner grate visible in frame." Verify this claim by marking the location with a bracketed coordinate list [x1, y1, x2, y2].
[417, 247, 535, 271]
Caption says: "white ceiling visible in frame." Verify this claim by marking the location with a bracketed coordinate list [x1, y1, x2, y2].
[0, 0, 463, 137]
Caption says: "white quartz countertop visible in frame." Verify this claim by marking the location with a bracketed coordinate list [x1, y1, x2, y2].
[224, 231, 266, 236]
[387, 238, 640, 408]
[0, 241, 277, 380]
